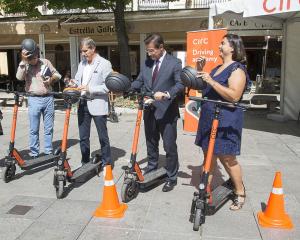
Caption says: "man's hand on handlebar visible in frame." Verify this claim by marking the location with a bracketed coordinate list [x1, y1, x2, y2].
[154, 91, 168, 101]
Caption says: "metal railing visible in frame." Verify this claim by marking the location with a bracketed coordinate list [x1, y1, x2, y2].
[138, 0, 230, 10]
[189, 0, 231, 8]
[138, 0, 169, 10]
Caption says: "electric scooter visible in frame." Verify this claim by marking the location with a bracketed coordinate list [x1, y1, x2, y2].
[189, 96, 248, 231]
[121, 90, 167, 203]
[53, 88, 102, 199]
[1, 90, 61, 182]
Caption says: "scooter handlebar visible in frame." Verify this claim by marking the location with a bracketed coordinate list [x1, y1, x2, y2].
[0, 89, 64, 98]
[123, 89, 154, 99]
[189, 96, 250, 110]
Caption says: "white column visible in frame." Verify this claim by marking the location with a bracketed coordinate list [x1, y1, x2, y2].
[140, 33, 147, 69]
[280, 22, 287, 115]
[69, 36, 80, 78]
[38, 33, 45, 58]
[208, 5, 215, 30]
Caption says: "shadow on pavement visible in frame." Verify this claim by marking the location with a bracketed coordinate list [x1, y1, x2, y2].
[91, 146, 126, 169]
[244, 110, 300, 137]
[178, 163, 228, 190]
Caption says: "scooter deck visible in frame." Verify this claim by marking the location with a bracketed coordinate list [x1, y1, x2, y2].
[70, 162, 101, 181]
[206, 179, 234, 215]
[21, 154, 59, 170]
[138, 167, 167, 184]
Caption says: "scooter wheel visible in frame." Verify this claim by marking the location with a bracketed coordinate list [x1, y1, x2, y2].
[193, 208, 204, 231]
[56, 180, 64, 199]
[110, 112, 119, 123]
[189, 196, 197, 222]
[121, 178, 139, 203]
[2, 165, 16, 183]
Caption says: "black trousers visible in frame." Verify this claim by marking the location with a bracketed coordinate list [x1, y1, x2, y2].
[144, 109, 179, 181]
[78, 100, 112, 164]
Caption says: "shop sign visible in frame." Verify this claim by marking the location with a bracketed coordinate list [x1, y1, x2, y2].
[215, 13, 283, 30]
[65, 24, 115, 35]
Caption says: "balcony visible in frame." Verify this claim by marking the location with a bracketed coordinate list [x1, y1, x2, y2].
[138, 0, 231, 10]
[190, 0, 230, 8]
[138, 0, 169, 10]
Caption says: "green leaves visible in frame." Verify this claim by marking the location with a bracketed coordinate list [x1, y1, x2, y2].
[0, 0, 132, 16]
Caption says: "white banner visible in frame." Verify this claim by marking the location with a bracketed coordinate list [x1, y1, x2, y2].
[211, 0, 300, 18]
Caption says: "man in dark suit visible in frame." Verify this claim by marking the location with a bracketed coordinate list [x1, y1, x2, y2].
[131, 33, 184, 192]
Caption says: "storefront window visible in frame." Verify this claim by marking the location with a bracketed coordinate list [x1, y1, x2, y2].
[243, 36, 282, 94]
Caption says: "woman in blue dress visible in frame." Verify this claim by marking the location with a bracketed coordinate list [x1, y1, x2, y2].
[195, 34, 249, 210]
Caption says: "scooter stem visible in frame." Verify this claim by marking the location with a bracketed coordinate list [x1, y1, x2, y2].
[10, 95, 19, 144]
[203, 105, 220, 174]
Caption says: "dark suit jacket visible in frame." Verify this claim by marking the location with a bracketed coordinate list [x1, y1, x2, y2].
[131, 53, 184, 121]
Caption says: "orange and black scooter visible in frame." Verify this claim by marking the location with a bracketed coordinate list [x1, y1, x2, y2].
[189, 96, 248, 231]
[1, 90, 61, 182]
[53, 88, 102, 199]
[121, 90, 167, 203]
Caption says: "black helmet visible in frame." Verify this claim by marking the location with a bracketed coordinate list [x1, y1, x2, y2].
[63, 87, 81, 104]
[21, 38, 38, 58]
[105, 72, 131, 93]
[180, 66, 207, 90]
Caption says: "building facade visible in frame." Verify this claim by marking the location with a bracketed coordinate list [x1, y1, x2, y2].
[0, 0, 283, 94]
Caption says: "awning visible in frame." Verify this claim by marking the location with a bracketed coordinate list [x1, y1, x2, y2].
[0, 20, 59, 35]
[210, 0, 300, 19]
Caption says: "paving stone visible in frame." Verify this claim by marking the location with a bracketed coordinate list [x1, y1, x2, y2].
[0, 217, 33, 240]
[19, 221, 85, 240]
[202, 210, 261, 239]
[89, 203, 148, 230]
[78, 226, 139, 240]
[0, 195, 55, 220]
[37, 199, 98, 225]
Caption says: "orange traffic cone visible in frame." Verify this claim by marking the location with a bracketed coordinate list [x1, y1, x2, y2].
[94, 165, 127, 218]
[257, 172, 293, 229]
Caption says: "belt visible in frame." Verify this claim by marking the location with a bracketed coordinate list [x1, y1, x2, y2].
[29, 94, 52, 97]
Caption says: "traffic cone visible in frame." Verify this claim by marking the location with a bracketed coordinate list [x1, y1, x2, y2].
[257, 172, 293, 229]
[94, 165, 127, 218]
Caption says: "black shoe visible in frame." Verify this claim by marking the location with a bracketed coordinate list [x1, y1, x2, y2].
[143, 167, 156, 175]
[162, 179, 177, 192]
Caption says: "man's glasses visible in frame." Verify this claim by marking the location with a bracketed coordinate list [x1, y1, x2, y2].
[145, 48, 157, 54]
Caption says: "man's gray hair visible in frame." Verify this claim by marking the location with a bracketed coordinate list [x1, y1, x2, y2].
[81, 37, 96, 49]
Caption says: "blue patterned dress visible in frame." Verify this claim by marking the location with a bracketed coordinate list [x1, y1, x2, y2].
[195, 61, 249, 156]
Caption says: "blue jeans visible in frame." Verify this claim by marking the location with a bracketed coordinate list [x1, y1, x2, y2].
[28, 96, 54, 156]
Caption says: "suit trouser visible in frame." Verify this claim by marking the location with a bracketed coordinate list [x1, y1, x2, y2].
[144, 109, 179, 181]
[0, 110, 3, 135]
[78, 100, 112, 164]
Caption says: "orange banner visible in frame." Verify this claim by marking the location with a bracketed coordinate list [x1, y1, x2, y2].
[183, 29, 227, 132]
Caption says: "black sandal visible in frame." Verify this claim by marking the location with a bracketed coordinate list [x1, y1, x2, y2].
[230, 184, 246, 211]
